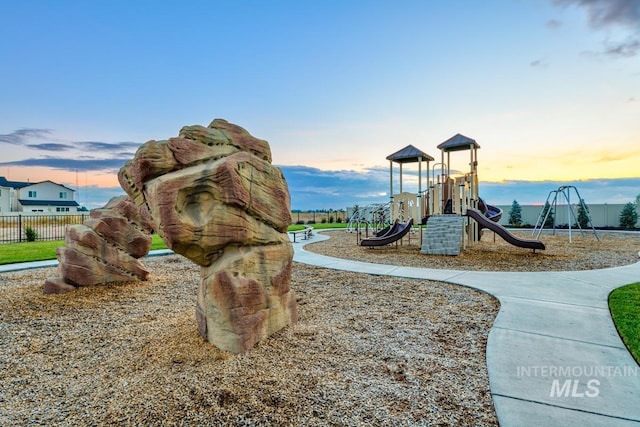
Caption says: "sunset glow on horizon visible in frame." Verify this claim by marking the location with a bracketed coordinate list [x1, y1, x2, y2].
[1, 1, 638, 209]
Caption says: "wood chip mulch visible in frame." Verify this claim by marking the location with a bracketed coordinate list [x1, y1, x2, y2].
[1, 254, 499, 426]
[2, 229, 636, 425]
[310, 228, 640, 271]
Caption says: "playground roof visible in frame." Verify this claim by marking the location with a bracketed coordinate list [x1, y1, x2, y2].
[437, 133, 480, 152]
[386, 144, 434, 163]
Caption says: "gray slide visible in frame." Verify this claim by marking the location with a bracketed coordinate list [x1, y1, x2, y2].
[466, 208, 545, 251]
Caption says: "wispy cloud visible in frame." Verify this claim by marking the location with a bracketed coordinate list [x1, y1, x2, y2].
[530, 58, 549, 67]
[282, 166, 640, 209]
[479, 177, 640, 205]
[554, 0, 640, 28]
[81, 141, 141, 152]
[26, 143, 75, 151]
[0, 128, 53, 145]
[0, 157, 130, 172]
[281, 165, 390, 210]
[603, 37, 640, 57]
[9, 164, 637, 210]
[0, 127, 141, 172]
[546, 19, 563, 29]
[553, 0, 640, 57]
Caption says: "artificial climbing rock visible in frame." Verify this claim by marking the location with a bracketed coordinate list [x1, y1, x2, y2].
[44, 196, 153, 293]
[119, 118, 297, 353]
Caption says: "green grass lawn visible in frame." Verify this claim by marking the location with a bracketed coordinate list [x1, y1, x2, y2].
[0, 234, 169, 265]
[0, 240, 64, 265]
[609, 283, 640, 365]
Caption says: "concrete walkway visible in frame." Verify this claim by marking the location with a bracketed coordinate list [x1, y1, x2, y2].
[292, 231, 640, 426]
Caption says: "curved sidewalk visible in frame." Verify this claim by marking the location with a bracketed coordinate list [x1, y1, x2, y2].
[293, 231, 640, 426]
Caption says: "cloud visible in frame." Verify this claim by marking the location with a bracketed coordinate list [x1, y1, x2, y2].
[529, 58, 549, 67]
[554, 0, 640, 28]
[281, 165, 390, 210]
[0, 127, 142, 172]
[482, 177, 640, 205]
[67, 185, 127, 210]
[0, 128, 53, 145]
[546, 19, 563, 29]
[82, 141, 141, 152]
[0, 156, 131, 172]
[0, 128, 141, 152]
[26, 143, 75, 151]
[603, 37, 640, 57]
[553, 0, 640, 57]
[282, 166, 640, 210]
[20, 165, 639, 211]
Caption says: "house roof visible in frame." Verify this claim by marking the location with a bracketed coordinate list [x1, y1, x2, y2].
[0, 177, 75, 192]
[437, 134, 480, 152]
[386, 144, 434, 163]
[18, 200, 80, 207]
[0, 176, 31, 189]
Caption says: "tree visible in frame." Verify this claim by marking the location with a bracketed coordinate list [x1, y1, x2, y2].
[576, 199, 590, 229]
[508, 200, 522, 226]
[619, 202, 638, 229]
[540, 201, 554, 228]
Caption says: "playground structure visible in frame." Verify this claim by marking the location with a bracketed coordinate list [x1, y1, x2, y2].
[533, 185, 600, 242]
[360, 133, 545, 252]
[360, 218, 414, 247]
[346, 202, 391, 235]
[385, 144, 434, 224]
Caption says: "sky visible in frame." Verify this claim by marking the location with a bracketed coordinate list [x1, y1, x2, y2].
[1, 0, 639, 210]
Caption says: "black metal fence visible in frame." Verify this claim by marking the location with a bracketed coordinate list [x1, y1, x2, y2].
[0, 214, 87, 243]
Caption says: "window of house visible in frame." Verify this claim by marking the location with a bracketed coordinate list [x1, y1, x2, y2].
[56, 207, 70, 212]
[28, 190, 37, 197]
[59, 192, 67, 199]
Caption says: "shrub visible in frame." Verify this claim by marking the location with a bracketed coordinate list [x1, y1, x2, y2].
[306, 220, 316, 225]
[508, 200, 522, 226]
[321, 218, 327, 224]
[540, 201, 554, 228]
[25, 226, 38, 242]
[619, 202, 638, 229]
[576, 199, 590, 229]
[295, 220, 305, 225]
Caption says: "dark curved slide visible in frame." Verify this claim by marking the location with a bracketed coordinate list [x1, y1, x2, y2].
[466, 208, 545, 251]
[375, 219, 399, 237]
[361, 218, 414, 247]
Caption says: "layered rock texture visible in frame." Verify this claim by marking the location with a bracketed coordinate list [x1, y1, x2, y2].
[119, 118, 297, 353]
[44, 196, 153, 294]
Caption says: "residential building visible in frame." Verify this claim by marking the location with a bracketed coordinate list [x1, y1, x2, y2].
[0, 177, 79, 214]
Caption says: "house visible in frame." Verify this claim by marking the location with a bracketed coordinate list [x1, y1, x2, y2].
[0, 177, 79, 214]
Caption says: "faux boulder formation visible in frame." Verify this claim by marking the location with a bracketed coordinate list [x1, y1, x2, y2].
[44, 195, 153, 294]
[119, 118, 297, 353]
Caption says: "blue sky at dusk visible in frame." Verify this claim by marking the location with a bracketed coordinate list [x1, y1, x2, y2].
[1, 0, 638, 210]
